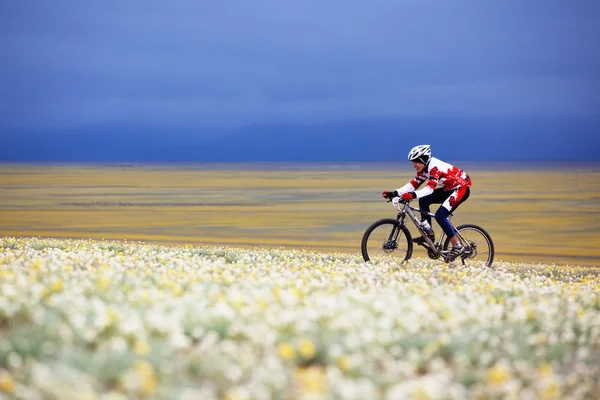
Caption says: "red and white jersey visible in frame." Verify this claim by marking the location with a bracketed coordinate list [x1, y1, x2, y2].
[396, 157, 471, 199]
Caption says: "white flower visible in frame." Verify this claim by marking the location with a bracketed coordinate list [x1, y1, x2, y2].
[1, 237, 599, 399]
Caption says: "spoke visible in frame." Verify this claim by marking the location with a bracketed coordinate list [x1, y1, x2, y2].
[455, 227, 493, 267]
[365, 223, 409, 262]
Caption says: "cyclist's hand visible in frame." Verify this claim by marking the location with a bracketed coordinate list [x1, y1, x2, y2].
[382, 190, 398, 199]
[401, 192, 416, 202]
[392, 196, 403, 211]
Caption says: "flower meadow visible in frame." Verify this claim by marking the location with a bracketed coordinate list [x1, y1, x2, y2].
[0, 237, 599, 400]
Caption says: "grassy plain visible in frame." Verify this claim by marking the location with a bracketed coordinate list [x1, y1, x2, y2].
[0, 163, 599, 266]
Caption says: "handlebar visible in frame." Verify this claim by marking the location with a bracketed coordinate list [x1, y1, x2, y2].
[386, 197, 409, 204]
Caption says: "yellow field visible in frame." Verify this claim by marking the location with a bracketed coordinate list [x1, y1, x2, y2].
[1, 163, 599, 266]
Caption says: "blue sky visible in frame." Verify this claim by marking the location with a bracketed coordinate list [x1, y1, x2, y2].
[1, 0, 599, 160]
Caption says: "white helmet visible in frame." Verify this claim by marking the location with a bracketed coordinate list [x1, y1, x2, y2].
[408, 144, 431, 164]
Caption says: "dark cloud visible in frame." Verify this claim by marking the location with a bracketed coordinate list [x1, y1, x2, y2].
[1, 0, 599, 130]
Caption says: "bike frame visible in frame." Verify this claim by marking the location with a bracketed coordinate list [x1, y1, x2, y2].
[393, 200, 461, 259]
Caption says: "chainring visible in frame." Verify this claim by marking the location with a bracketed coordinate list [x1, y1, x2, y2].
[427, 248, 441, 259]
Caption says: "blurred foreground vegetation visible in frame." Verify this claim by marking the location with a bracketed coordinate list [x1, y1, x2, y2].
[0, 237, 599, 399]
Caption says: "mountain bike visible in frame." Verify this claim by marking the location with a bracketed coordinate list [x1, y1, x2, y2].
[361, 197, 494, 267]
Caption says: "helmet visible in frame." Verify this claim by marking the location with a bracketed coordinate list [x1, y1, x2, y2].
[408, 145, 431, 164]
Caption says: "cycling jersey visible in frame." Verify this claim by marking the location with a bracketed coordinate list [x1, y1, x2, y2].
[396, 157, 471, 199]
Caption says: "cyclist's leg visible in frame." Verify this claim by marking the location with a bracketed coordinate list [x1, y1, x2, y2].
[418, 188, 448, 225]
[435, 186, 470, 241]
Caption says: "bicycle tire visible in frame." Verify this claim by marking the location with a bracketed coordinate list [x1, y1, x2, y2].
[361, 218, 413, 263]
[443, 224, 495, 267]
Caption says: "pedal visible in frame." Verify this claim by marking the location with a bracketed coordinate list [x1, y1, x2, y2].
[413, 237, 427, 245]
[413, 236, 435, 246]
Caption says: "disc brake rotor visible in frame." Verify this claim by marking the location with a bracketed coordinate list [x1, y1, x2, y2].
[382, 240, 396, 253]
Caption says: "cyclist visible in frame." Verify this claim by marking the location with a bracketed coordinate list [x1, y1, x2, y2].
[381, 144, 472, 261]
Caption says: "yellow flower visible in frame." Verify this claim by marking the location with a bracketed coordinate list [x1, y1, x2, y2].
[526, 307, 535, 321]
[133, 360, 157, 397]
[223, 388, 250, 400]
[106, 308, 118, 325]
[298, 339, 316, 360]
[256, 298, 268, 311]
[0, 271, 15, 280]
[336, 356, 352, 372]
[277, 343, 296, 360]
[31, 258, 41, 270]
[541, 382, 562, 399]
[538, 363, 552, 377]
[51, 279, 64, 292]
[412, 387, 432, 400]
[98, 277, 112, 289]
[487, 364, 511, 384]
[0, 373, 14, 393]
[134, 340, 150, 356]
[295, 366, 327, 394]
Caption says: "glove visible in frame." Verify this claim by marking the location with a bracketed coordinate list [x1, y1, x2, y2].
[382, 190, 399, 199]
[401, 192, 416, 201]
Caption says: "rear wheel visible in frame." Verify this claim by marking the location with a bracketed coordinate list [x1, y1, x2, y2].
[443, 224, 494, 267]
[361, 218, 413, 263]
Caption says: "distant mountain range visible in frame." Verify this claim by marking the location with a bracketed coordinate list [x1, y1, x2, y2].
[2, 117, 599, 162]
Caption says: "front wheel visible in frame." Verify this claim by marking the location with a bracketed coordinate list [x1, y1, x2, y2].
[361, 218, 413, 263]
[443, 224, 495, 267]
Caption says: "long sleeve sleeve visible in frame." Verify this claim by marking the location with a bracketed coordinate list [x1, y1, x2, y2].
[396, 174, 427, 194]
[415, 166, 441, 198]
